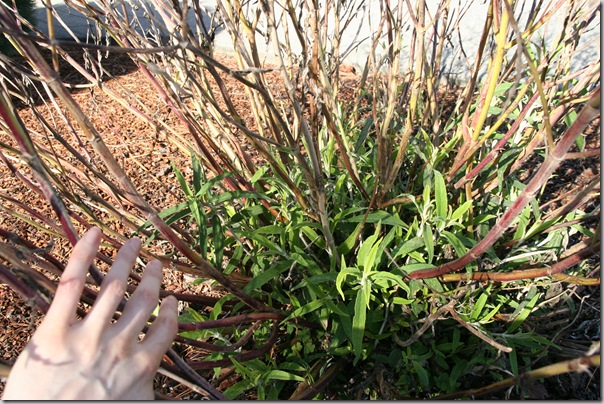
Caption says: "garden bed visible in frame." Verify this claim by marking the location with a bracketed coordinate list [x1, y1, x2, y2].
[0, 48, 600, 399]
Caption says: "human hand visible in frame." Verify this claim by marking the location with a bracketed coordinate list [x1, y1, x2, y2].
[2, 227, 178, 400]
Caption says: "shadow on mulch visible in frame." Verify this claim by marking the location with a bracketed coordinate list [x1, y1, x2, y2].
[1, 46, 139, 108]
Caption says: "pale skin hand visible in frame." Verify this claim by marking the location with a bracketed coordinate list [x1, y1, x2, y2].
[2, 227, 178, 400]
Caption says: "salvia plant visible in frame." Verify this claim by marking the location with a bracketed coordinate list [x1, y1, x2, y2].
[0, 0, 599, 399]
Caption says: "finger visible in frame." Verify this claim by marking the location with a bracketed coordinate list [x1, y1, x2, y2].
[113, 260, 163, 339]
[125, 296, 177, 388]
[139, 295, 178, 359]
[83, 237, 141, 330]
[45, 227, 102, 328]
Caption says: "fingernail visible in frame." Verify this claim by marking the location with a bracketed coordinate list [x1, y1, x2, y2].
[147, 259, 162, 273]
[124, 237, 141, 250]
[82, 226, 101, 241]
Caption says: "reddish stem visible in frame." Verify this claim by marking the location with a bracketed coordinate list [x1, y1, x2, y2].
[409, 87, 600, 279]
[440, 241, 599, 282]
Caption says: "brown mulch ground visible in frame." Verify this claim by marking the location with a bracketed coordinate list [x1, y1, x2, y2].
[0, 48, 600, 399]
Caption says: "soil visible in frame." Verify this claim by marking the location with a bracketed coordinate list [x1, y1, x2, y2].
[0, 49, 600, 399]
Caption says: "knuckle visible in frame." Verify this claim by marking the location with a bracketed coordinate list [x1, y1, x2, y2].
[109, 335, 132, 360]
[158, 298, 178, 332]
[58, 275, 83, 292]
[144, 261, 162, 278]
[101, 278, 126, 300]
[160, 311, 178, 335]
[137, 354, 159, 377]
[136, 287, 158, 307]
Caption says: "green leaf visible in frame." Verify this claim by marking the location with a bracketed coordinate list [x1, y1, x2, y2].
[324, 298, 350, 317]
[575, 133, 585, 152]
[334, 302, 354, 345]
[502, 332, 559, 348]
[509, 347, 519, 376]
[337, 222, 363, 256]
[524, 218, 561, 240]
[479, 303, 503, 324]
[470, 293, 489, 322]
[564, 109, 578, 128]
[507, 292, 541, 333]
[355, 117, 374, 153]
[392, 296, 414, 305]
[266, 384, 283, 400]
[213, 190, 269, 205]
[197, 171, 233, 198]
[449, 361, 466, 389]
[370, 271, 410, 293]
[393, 237, 425, 258]
[434, 170, 447, 219]
[422, 226, 434, 264]
[513, 204, 531, 240]
[408, 251, 426, 263]
[336, 266, 361, 299]
[422, 183, 431, 214]
[136, 202, 192, 242]
[157, 201, 190, 221]
[450, 200, 473, 222]
[279, 362, 308, 372]
[179, 307, 207, 323]
[423, 277, 444, 293]
[291, 248, 323, 269]
[253, 225, 283, 235]
[451, 327, 461, 352]
[441, 230, 468, 257]
[359, 224, 382, 272]
[244, 266, 289, 292]
[352, 287, 368, 363]
[412, 361, 430, 389]
[211, 215, 224, 268]
[231, 205, 265, 221]
[473, 214, 497, 225]
[570, 224, 594, 238]
[172, 161, 193, 198]
[399, 263, 436, 275]
[358, 224, 380, 267]
[229, 360, 254, 379]
[191, 154, 204, 195]
[243, 232, 282, 252]
[291, 272, 337, 291]
[223, 379, 252, 400]
[333, 207, 367, 223]
[343, 210, 407, 227]
[191, 199, 207, 257]
[249, 165, 269, 184]
[299, 224, 327, 250]
[361, 278, 372, 308]
[210, 295, 230, 320]
[264, 370, 305, 382]
[493, 81, 515, 97]
[283, 299, 325, 321]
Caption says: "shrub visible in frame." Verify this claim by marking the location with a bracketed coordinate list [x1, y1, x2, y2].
[0, 0, 600, 399]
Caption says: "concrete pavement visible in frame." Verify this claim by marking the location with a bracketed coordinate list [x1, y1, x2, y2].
[30, 0, 600, 85]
